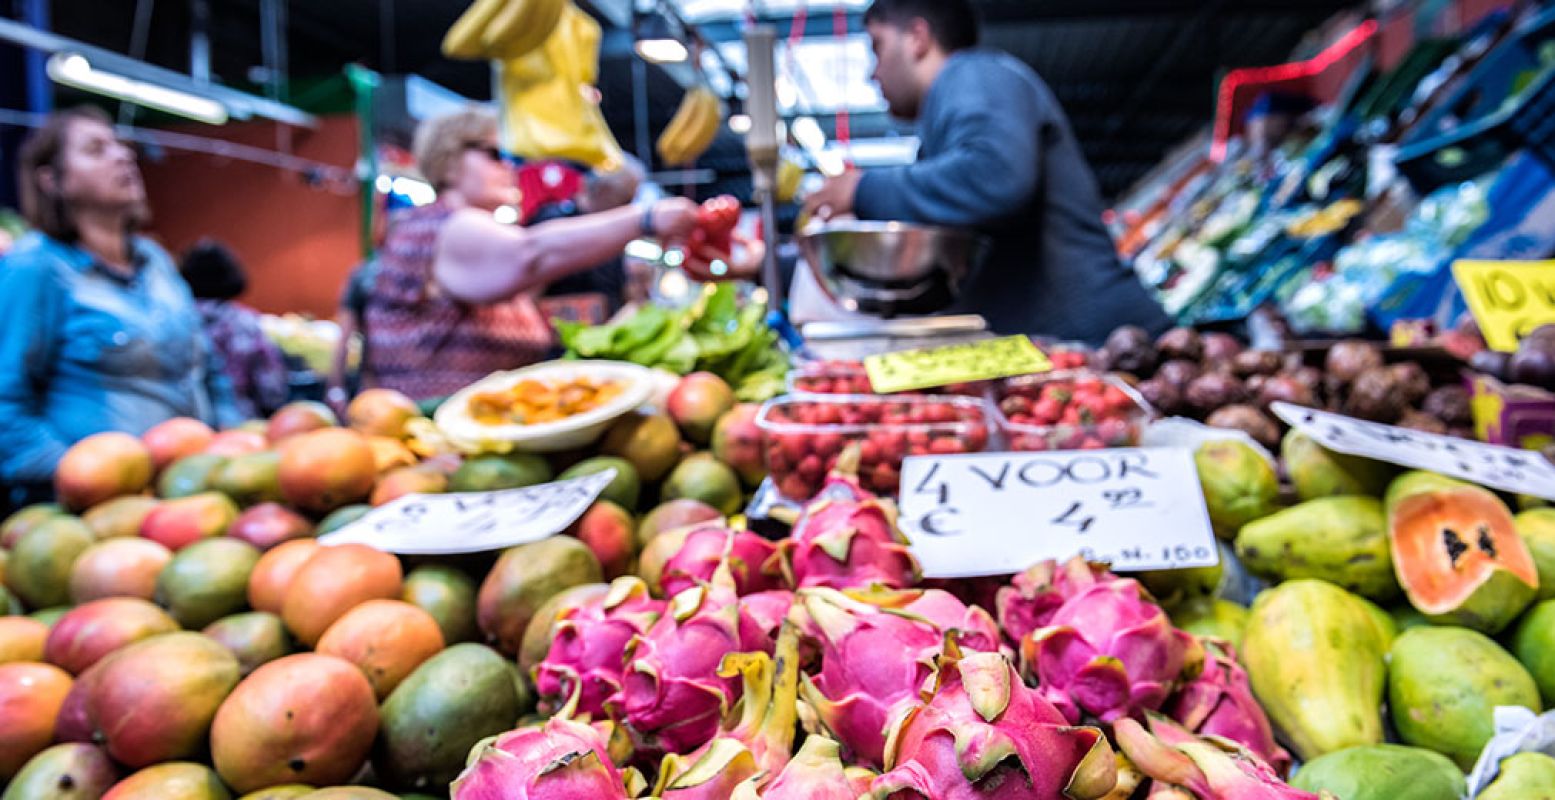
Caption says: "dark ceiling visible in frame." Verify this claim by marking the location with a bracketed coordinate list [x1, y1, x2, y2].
[16, 0, 1359, 199]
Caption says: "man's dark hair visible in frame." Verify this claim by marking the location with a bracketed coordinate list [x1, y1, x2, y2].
[180, 239, 248, 300]
[863, 0, 980, 52]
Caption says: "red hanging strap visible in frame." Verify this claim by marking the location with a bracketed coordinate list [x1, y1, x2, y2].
[832, 5, 851, 168]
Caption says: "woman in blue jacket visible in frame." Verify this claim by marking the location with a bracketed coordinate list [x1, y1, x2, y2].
[0, 107, 240, 509]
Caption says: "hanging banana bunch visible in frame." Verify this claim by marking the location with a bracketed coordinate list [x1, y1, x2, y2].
[484, 0, 566, 59]
[657, 86, 724, 167]
[442, 0, 564, 61]
[441, 0, 505, 59]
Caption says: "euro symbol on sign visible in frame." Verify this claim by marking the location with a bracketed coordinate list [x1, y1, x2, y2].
[917, 508, 961, 536]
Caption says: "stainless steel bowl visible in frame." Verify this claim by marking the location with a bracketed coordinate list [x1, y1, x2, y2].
[797, 221, 990, 317]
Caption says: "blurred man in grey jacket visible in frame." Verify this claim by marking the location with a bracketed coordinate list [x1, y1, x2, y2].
[804, 0, 1169, 345]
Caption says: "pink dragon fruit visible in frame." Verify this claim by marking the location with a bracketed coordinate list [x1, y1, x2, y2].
[609, 564, 746, 756]
[845, 585, 1005, 655]
[785, 453, 920, 591]
[1114, 713, 1331, 799]
[660, 527, 786, 597]
[738, 589, 795, 654]
[452, 715, 637, 800]
[1167, 637, 1290, 775]
[729, 736, 876, 800]
[870, 649, 1118, 800]
[995, 557, 1122, 643]
[794, 587, 1002, 769]
[1020, 577, 1202, 724]
[653, 622, 802, 800]
[533, 576, 665, 718]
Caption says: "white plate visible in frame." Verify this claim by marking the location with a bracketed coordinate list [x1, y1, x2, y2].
[434, 360, 654, 453]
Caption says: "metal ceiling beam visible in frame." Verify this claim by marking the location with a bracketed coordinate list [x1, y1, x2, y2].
[976, 0, 1354, 23]
[0, 16, 318, 126]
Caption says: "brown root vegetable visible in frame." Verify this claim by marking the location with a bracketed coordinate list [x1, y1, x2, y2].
[1155, 327, 1204, 363]
[1231, 349, 1283, 378]
[1101, 325, 1159, 377]
[1325, 340, 1384, 385]
[1397, 410, 1449, 435]
[1389, 362, 1432, 406]
[1422, 385, 1472, 427]
[1205, 405, 1282, 451]
[1184, 373, 1249, 417]
[1201, 333, 1244, 363]
[1341, 367, 1406, 423]
[1136, 379, 1183, 416]
[1257, 375, 1318, 409]
[1155, 360, 1203, 390]
[1469, 349, 1512, 381]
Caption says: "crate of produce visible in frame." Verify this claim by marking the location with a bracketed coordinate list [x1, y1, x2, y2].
[787, 344, 1091, 397]
[993, 371, 1154, 451]
[1395, 5, 1555, 192]
[755, 394, 992, 499]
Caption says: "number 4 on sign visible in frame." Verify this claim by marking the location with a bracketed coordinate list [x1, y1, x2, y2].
[1052, 501, 1095, 532]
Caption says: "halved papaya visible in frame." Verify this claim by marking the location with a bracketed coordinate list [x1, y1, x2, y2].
[1387, 471, 1538, 634]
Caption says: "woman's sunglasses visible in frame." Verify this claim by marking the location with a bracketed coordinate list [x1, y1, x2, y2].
[463, 143, 508, 163]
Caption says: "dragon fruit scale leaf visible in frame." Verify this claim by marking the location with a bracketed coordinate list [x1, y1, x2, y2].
[533, 576, 665, 718]
[452, 716, 632, 800]
[871, 650, 1117, 800]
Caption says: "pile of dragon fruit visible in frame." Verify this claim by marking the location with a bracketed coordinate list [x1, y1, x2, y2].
[456, 459, 1318, 800]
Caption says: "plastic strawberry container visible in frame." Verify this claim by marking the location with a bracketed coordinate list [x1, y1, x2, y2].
[993, 371, 1153, 451]
[756, 395, 993, 499]
[786, 359, 989, 397]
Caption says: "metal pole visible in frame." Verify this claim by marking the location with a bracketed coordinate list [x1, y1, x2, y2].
[21, 0, 51, 113]
[632, 54, 651, 167]
[189, 0, 211, 85]
[743, 25, 782, 305]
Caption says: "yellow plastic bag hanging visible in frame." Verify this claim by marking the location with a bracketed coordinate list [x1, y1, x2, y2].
[497, 2, 622, 168]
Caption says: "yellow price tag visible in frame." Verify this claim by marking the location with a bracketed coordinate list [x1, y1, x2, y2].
[1452, 260, 1555, 352]
[864, 336, 1053, 394]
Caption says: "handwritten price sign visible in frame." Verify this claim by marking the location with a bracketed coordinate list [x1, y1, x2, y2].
[1272, 402, 1555, 499]
[897, 448, 1218, 578]
[864, 336, 1052, 394]
[1452, 260, 1555, 352]
[317, 469, 615, 554]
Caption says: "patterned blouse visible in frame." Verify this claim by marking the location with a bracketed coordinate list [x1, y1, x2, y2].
[196, 299, 291, 420]
[363, 202, 555, 401]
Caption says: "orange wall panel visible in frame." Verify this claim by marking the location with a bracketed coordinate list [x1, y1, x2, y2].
[141, 114, 363, 320]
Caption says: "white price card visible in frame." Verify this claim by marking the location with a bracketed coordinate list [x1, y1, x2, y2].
[1271, 402, 1555, 500]
[897, 448, 1218, 578]
[318, 469, 615, 555]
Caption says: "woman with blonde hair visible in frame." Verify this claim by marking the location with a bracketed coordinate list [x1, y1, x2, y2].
[364, 108, 705, 400]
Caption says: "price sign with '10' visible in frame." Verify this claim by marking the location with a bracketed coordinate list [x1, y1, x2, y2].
[896, 448, 1219, 578]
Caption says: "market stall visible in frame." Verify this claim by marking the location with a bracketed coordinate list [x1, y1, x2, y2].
[4, 0, 1555, 799]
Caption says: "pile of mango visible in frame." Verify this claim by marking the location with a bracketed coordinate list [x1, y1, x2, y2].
[1147, 432, 1555, 799]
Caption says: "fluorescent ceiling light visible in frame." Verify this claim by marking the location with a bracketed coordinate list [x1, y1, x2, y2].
[791, 116, 826, 152]
[636, 38, 689, 63]
[47, 52, 228, 125]
[728, 113, 752, 134]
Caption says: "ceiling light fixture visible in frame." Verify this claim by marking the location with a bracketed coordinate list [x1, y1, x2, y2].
[634, 10, 689, 64]
[47, 52, 229, 125]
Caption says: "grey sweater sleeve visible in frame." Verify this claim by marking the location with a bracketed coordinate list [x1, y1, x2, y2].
[854, 59, 1044, 226]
